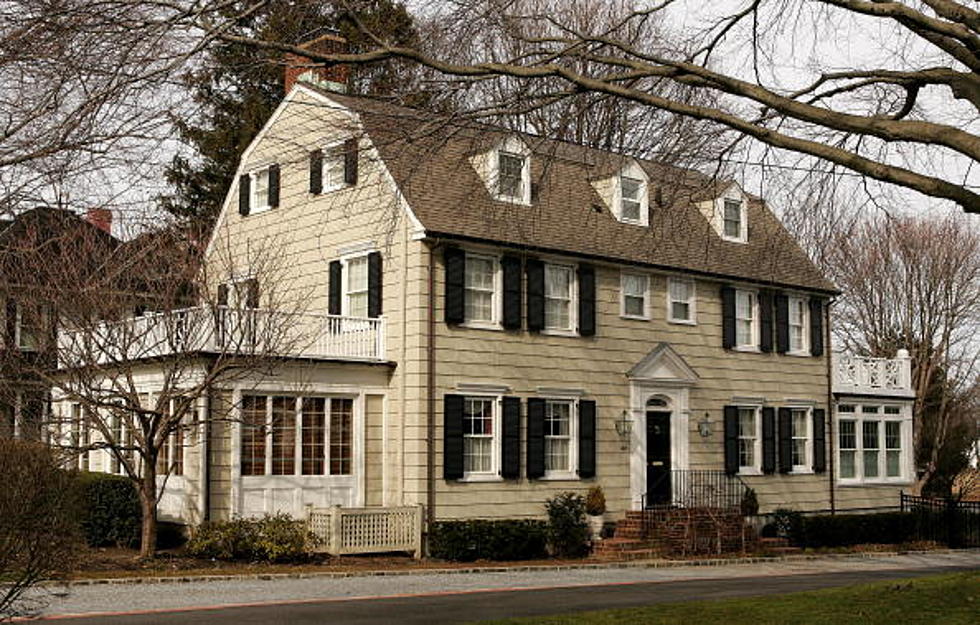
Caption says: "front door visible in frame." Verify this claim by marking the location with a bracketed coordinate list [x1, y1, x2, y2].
[646, 411, 671, 506]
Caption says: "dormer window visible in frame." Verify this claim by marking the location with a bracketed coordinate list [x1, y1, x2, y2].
[620, 177, 643, 222]
[497, 151, 526, 201]
[723, 199, 743, 239]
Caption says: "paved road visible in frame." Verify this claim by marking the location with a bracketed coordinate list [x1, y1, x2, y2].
[33, 552, 980, 624]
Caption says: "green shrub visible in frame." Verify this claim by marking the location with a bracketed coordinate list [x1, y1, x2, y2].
[545, 492, 590, 558]
[585, 486, 606, 516]
[772, 508, 805, 545]
[798, 512, 917, 548]
[186, 514, 312, 562]
[740, 488, 759, 516]
[73, 472, 141, 548]
[156, 521, 188, 550]
[428, 519, 548, 562]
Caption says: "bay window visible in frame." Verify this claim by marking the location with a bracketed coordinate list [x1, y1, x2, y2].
[836, 403, 910, 483]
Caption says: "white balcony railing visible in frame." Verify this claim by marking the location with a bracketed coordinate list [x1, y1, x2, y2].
[832, 350, 914, 397]
[58, 306, 386, 367]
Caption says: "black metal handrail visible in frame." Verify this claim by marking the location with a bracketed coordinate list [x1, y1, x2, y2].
[645, 469, 749, 510]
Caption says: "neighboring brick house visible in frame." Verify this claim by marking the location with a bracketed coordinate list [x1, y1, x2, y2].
[0, 207, 117, 439]
[53, 67, 915, 528]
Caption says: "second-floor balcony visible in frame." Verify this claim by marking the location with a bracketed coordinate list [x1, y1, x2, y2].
[58, 306, 387, 368]
[832, 350, 914, 398]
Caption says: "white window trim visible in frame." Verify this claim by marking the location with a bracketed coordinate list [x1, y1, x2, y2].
[490, 137, 532, 206]
[788, 406, 814, 475]
[666, 278, 697, 325]
[787, 295, 810, 356]
[719, 196, 748, 243]
[734, 288, 760, 352]
[736, 405, 763, 476]
[614, 173, 649, 226]
[339, 251, 373, 318]
[460, 250, 503, 331]
[541, 398, 579, 481]
[248, 164, 273, 215]
[542, 262, 578, 336]
[460, 395, 503, 482]
[14, 303, 36, 352]
[321, 139, 350, 194]
[836, 403, 913, 485]
[620, 272, 650, 320]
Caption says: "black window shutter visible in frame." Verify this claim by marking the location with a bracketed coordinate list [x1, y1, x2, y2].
[577, 264, 596, 337]
[759, 289, 774, 353]
[443, 247, 465, 325]
[245, 278, 260, 309]
[723, 405, 739, 476]
[721, 286, 736, 349]
[809, 298, 825, 357]
[238, 174, 251, 216]
[578, 399, 596, 478]
[268, 164, 280, 208]
[309, 149, 323, 194]
[813, 408, 827, 473]
[328, 260, 342, 315]
[502, 397, 521, 479]
[762, 406, 776, 474]
[216, 284, 229, 307]
[775, 293, 790, 354]
[501, 255, 522, 330]
[343, 138, 358, 185]
[526, 397, 545, 479]
[778, 407, 793, 473]
[443, 394, 464, 480]
[526, 258, 545, 332]
[368, 251, 383, 318]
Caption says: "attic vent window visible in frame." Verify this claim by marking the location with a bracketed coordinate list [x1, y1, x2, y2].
[498, 151, 525, 200]
[620, 176, 643, 223]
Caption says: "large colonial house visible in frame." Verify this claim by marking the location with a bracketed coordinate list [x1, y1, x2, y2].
[45, 48, 916, 535]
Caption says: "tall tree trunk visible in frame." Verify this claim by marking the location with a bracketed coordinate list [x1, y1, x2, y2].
[138, 456, 158, 560]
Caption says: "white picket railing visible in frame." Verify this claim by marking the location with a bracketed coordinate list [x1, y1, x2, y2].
[832, 351, 914, 397]
[307, 505, 423, 559]
[58, 306, 386, 366]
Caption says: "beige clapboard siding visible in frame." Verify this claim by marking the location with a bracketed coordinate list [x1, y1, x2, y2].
[415, 247, 831, 520]
[364, 394, 385, 506]
[208, 392, 235, 521]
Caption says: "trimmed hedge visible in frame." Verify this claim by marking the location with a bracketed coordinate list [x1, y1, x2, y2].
[73, 471, 141, 548]
[776, 510, 923, 548]
[428, 520, 549, 562]
[186, 514, 313, 562]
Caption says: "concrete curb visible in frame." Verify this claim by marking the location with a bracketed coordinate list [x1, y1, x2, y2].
[54, 548, 980, 588]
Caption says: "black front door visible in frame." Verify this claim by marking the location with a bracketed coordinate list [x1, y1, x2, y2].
[646, 411, 671, 506]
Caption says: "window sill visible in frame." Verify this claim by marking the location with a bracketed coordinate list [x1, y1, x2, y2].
[667, 318, 697, 326]
[790, 468, 814, 475]
[721, 235, 748, 244]
[620, 314, 650, 322]
[460, 321, 504, 332]
[541, 328, 578, 338]
[493, 194, 531, 206]
[733, 345, 761, 353]
[312, 183, 351, 196]
[838, 478, 912, 487]
[245, 205, 272, 216]
[458, 474, 504, 483]
[785, 350, 811, 358]
[540, 472, 579, 481]
[737, 467, 763, 476]
[616, 218, 649, 227]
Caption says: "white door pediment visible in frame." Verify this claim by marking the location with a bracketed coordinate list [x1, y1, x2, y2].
[627, 343, 699, 386]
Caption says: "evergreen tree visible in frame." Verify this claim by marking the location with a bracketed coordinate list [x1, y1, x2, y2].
[160, 0, 421, 222]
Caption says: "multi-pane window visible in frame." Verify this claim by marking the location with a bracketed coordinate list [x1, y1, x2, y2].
[791, 409, 809, 469]
[735, 290, 757, 347]
[789, 297, 808, 352]
[16, 303, 44, 351]
[621, 273, 648, 318]
[620, 176, 643, 223]
[346, 255, 369, 317]
[465, 255, 497, 323]
[251, 167, 270, 210]
[545, 400, 573, 474]
[323, 143, 347, 191]
[885, 421, 901, 478]
[497, 152, 525, 200]
[862, 420, 880, 479]
[463, 397, 495, 475]
[544, 264, 574, 330]
[723, 199, 742, 239]
[737, 407, 759, 470]
[241, 395, 354, 477]
[668, 279, 695, 323]
[839, 419, 857, 479]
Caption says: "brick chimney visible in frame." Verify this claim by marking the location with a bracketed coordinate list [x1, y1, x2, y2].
[284, 33, 350, 95]
[85, 208, 112, 235]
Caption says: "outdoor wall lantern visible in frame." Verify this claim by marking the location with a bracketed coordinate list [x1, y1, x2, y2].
[697, 411, 713, 437]
[614, 410, 633, 442]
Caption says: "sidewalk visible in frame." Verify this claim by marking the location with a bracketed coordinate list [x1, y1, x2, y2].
[37, 551, 980, 618]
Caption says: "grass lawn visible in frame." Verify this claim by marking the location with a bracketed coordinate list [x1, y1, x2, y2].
[478, 572, 980, 624]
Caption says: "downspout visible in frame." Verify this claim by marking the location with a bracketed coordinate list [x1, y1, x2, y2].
[826, 297, 837, 515]
[426, 241, 440, 531]
[201, 390, 211, 522]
